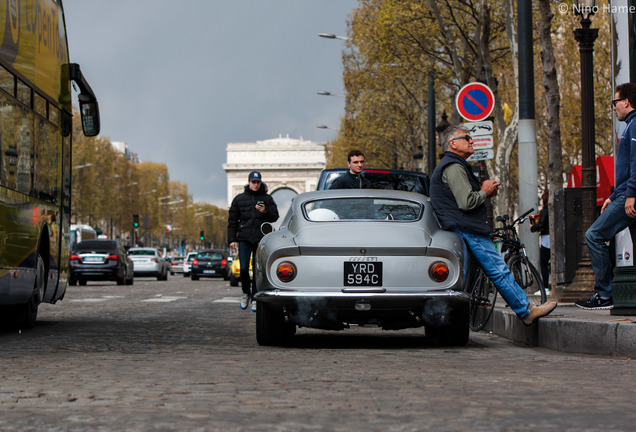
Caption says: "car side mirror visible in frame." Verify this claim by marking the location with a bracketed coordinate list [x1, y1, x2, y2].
[261, 223, 274, 235]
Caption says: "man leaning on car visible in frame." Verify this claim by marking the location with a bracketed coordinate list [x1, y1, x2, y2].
[429, 124, 557, 326]
[329, 149, 372, 189]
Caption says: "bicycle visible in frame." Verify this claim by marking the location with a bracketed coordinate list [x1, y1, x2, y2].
[466, 208, 547, 332]
[493, 208, 547, 304]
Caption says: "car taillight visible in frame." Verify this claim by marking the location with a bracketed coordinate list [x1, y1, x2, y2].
[221, 259, 227, 266]
[276, 261, 296, 283]
[193, 259, 198, 266]
[106, 254, 119, 261]
[70, 254, 82, 262]
[429, 262, 449, 282]
[151, 258, 159, 262]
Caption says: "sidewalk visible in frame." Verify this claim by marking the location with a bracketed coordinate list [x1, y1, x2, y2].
[483, 302, 636, 357]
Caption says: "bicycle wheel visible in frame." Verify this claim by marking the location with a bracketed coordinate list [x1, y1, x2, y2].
[466, 268, 498, 332]
[507, 255, 547, 304]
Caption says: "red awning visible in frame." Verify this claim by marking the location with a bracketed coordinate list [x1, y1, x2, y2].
[596, 156, 614, 206]
[567, 156, 614, 206]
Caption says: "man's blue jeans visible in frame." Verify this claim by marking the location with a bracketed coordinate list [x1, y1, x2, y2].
[586, 195, 636, 298]
[238, 241, 258, 298]
[454, 229, 531, 319]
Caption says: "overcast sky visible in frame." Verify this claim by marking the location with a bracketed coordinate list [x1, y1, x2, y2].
[63, 0, 357, 207]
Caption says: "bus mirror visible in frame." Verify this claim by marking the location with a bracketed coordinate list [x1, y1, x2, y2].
[69, 63, 100, 137]
[80, 101, 100, 137]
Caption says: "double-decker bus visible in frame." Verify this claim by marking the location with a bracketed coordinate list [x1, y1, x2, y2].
[1, 0, 99, 328]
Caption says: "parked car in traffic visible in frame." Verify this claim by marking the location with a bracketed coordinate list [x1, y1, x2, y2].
[229, 253, 253, 287]
[168, 256, 185, 275]
[183, 252, 198, 277]
[317, 168, 430, 195]
[69, 240, 134, 286]
[127, 247, 170, 280]
[253, 189, 469, 347]
[190, 249, 228, 280]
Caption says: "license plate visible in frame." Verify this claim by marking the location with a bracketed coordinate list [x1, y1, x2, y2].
[344, 262, 382, 286]
[203, 270, 216, 274]
[84, 257, 103, 263]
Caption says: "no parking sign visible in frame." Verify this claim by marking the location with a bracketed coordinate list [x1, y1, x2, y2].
[455, 82, 495, 122]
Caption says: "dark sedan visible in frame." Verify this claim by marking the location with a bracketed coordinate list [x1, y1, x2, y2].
[69, 240, 134, 286]
[191, 249, 228, 280]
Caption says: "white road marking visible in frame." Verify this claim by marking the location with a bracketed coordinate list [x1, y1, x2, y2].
[214, 297, 240, 303]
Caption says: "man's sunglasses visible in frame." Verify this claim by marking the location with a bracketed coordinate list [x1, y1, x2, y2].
[612, 98, 626, 107]
[451, 134, 473, 142]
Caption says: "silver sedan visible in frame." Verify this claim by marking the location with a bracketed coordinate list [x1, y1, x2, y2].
[254, 189, 469, 346]
[127, 247, 170, 281]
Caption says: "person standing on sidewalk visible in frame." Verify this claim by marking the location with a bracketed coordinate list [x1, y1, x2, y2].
[576, 83, 636, 310]
[531, 191, 551, 296]
[228, 171, 279, 312]
[429, 124, 557, 325]
[329, 149, 372, 189]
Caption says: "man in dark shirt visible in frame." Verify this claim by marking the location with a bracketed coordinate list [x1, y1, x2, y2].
[329, 149, 372, 189]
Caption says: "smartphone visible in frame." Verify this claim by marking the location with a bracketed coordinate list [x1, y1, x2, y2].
[257, 201, 264, 206]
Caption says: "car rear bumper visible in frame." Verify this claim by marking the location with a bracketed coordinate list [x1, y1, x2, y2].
[255, 289, 469, 307]
[70, 267, 120, 281]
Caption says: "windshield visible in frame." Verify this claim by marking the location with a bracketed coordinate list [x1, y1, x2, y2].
[304, 198, 422, 221]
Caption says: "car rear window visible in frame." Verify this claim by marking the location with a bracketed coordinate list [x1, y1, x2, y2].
[304, 198, 423, 221]
[128, 249, 156, 256]
[198, 252, 223, 260]
[75, 240, 118, 251]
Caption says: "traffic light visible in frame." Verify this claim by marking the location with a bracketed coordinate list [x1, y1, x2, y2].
[199, 230, 205, 241]
[133, 213, 139, 228]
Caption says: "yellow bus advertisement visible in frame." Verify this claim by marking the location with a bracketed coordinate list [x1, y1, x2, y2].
[0, 0, 70, 107]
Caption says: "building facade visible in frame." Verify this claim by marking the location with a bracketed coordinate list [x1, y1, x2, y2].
[222, 135, 326, 207]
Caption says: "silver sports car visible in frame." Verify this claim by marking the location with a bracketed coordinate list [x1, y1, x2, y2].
[254, 189, 470, 346]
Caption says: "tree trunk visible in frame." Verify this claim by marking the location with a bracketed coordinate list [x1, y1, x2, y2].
[537, 0, 563, 293]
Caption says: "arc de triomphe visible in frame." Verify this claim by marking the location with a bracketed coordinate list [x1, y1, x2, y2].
[222, 136, 326, 208]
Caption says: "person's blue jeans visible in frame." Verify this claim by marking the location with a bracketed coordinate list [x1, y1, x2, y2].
[454, 229, 531, 319]
[586, 195, 636, 298]
[238, 241, 258, 298]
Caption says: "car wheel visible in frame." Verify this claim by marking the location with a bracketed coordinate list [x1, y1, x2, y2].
[117, 273, 125, 285]
[229, 273, 239, 287]
[256, 303, 295, 346]
[191, 274, 199, 281]
[425, 301, 469, 347]
[69, 277, 77, 286]
[79, 279, 87, 286]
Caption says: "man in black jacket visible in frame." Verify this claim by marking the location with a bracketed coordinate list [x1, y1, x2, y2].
[228, 171, 279, 311]
[329, 149, 372, 189]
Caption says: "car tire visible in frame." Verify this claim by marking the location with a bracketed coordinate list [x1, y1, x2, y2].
[229, 273, 239, 287]
[191, 274, 199, 281]
[425, 301, 469, 347]
[79, 279, 87, 286]
[256, 303, 295, 346]
[69, 277, 77, 286]
[117, 274, 125, 285]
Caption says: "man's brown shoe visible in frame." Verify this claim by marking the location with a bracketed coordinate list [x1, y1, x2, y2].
[522, 301, 557, 326]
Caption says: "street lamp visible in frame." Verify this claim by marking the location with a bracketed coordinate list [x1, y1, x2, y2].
[318, 33, 348, 41]
[316, 124, 340, 131]
[317, 90, 345, 98]
[73, 163, 93, 169]
[566, 0, 599, 300]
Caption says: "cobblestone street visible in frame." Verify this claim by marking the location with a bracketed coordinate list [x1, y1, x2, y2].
[1, 277, 634, 431]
